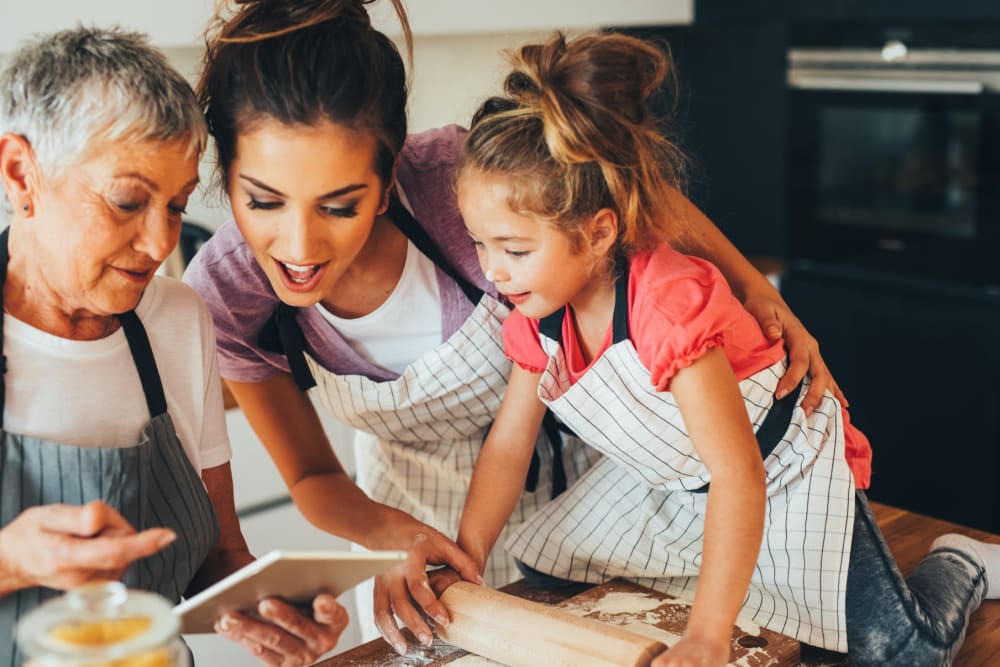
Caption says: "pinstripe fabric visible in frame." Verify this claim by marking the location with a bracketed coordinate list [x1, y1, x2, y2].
[505, 335, 857, 652]
[0, 320, 219, 667]
[307, 295, 602, 586]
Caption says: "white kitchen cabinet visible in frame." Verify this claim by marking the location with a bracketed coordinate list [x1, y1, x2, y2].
[0, 0, 216, 50]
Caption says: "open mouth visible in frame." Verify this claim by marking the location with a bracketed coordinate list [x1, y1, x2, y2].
[114, 267, 155, 283]
[274, 258, 328, 292]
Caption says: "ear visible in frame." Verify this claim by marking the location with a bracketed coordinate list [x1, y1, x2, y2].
[377, 155, 403, 216]
[0, 133, 38, 216]
[586, 207, 619, 258]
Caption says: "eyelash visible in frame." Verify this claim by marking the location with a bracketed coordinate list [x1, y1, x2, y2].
[116, 202, 185, 218]
[247, 198, 358, 218]
[471, 241, 529, 258]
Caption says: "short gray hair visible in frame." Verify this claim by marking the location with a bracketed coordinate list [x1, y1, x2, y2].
[0, 26, 207, 181]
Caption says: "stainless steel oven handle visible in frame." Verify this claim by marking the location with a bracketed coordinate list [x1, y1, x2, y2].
[787, 73, 985, 95]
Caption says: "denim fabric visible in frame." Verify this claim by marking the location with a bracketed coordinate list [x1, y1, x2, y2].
[515, 560, 579, 591]
[847, 491, 986, 666]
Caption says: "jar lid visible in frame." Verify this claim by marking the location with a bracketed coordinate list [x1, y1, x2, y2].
[16, 582, 179, 664]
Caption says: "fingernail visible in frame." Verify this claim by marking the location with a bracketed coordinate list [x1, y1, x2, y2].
[419, 632, 433, 646]
[775, 389, 788, 400]
[476, 575, 485, 585]
[220, 615, 235, 631]
[158, 531, 177, 548]
[421, 580, 432, 591]
[394, 642, 407, 656]
[435, 614, 449, 627]
[260, 600, 277, 615]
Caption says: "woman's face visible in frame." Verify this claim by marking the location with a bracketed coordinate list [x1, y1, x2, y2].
[227, 119, 389, 307]
[29, 138, 199, 317]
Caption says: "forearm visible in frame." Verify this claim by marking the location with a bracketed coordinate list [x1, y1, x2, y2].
[288, 472, 395, 548]
[0, 550, 27, 598]
[669, 191, 780, 304]
[686, 469, 766, 641]
[458, 441, 535, 571]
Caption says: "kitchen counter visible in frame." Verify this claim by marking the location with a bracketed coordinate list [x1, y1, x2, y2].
[320, 502, 1000, 666]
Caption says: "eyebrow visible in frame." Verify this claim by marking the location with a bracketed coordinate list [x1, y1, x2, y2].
[239, 174, 368, 199]
[114, 173, 200, 192]
[467, 232, 532, 242]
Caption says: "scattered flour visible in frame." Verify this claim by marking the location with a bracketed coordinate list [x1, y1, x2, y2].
[568, 591, 666, 615]
[445, 655, 507, 666]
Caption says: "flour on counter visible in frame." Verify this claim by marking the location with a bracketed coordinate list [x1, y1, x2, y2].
[445, 655, 506, 666]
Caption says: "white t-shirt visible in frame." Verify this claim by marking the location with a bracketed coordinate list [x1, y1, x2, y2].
[2, 276, 231, 472]
[318, 239, 443, 376]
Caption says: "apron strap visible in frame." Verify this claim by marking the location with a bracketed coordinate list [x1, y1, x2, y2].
[0, 228, 9, 428]
[538, 255, 630, 345]
[691, 379, 804, 494]
[386, 196, 484, 305]
[118, 310, 169, 417]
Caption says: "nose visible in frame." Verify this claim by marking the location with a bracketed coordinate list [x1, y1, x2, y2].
[284, 207, 320, 261]
[134, 210, 179, 263]
[479, 250, 509, 284]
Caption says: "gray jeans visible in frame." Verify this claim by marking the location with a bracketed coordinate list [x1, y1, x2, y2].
[517, 491, 986, 666]
[846, 491, 985, 666]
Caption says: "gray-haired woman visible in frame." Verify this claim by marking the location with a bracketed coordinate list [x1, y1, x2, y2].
[0, 28, 346, 666]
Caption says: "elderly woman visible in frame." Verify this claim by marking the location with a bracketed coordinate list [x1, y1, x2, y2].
[0, 28, 346, 667]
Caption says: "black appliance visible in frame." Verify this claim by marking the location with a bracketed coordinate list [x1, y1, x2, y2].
[786, 22, 1000, 287]
[781, 23, 1000, 532]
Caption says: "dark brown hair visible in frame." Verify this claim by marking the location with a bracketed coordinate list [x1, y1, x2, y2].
[458, 31, 687, 255]
[198, 0, 412, 189]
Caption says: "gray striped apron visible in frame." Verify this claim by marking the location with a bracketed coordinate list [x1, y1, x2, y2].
[263, 198, 602, 587]
[0, 230, 219, 666]
[504, 259, 857, 651]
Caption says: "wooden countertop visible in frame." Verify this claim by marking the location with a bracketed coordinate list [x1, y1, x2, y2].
[320, 502, 1000, 666]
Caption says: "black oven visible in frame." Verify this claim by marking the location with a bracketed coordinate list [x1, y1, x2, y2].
[786, 23, 1000, 287]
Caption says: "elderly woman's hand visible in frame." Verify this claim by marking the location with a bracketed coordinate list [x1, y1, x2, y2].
[213, 593, 349, 666]
[0, 501, 176, 595]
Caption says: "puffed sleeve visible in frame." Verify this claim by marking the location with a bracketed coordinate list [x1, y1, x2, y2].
[501, 310, 549, 373]
[631, 248, 769, 391]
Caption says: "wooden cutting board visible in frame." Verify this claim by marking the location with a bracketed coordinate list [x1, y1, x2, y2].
[366, 578, 800, 667]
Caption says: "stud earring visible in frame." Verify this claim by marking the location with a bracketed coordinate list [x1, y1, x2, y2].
[22, 205, 28, 212]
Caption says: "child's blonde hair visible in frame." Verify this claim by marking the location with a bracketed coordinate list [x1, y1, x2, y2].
[458, 31, 687, 255]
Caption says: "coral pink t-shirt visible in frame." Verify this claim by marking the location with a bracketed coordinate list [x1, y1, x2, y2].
[503, 243, 872, 488]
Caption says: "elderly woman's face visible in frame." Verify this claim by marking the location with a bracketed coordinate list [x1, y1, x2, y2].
[32, 139, 200, 316]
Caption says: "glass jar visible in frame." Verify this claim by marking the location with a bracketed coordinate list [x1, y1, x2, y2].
[15, 582, 188, 667]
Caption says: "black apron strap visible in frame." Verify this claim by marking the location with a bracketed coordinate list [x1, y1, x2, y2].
[0, 227, 9, 427]
[118, 311, 168, 418]
[691, 380, 803, 494]
[386, 197, 484, 305]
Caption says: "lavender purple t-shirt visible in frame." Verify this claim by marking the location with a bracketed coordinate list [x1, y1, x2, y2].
[183, 125, 498, 383]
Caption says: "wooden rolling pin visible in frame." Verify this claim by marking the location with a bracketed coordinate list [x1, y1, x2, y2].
[437, 582, 667, 667]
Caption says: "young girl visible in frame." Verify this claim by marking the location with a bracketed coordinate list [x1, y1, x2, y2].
[452, 32, 999, 667]
[187, 0, 852, 655]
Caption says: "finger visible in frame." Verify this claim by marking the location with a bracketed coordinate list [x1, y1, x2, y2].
[312, 593, 349, 629]
[55, 530, 176, 572]
[79, 501, 135, 536]
[403, 566, 449, 631]
[257, 597, 340, 657]
[758, 313, 783, 341]
[830, 380, 849, 408]
[218, 629, 285, 667]
[218, 612, 317, 666]
[388, 570, 434, 648]
[430, 535, 484, 586]
[775, 348, 809, 401]
[373, 577, 409, 656]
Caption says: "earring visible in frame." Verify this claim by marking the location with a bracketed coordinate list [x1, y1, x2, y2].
[22, 205, 28, 212]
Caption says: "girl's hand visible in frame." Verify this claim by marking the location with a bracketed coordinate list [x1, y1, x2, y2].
[214, 593, 348, 666]
[369, 509, 482, 656]
[651, 634, 730, 667]
[742, 294, 847, 415]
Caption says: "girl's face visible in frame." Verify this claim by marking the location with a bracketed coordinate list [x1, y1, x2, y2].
[459, 170, 604, 320]
[228, 119, 389, 307]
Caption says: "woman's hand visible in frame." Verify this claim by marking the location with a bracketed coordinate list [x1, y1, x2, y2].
[369, 508, 482, 656]
[652, 634, 730, 667]
[742, 294, 847, 415]
[0, 501, 175, 595]
[214, 594, 348, 666]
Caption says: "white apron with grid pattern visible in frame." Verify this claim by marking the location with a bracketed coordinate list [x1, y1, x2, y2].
[304, 293, 601, 586]
[504, 325, 857, 651]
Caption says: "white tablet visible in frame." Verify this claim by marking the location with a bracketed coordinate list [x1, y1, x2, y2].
[174, 550, 407, 633]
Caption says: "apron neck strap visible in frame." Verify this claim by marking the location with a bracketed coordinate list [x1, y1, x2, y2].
[386, 196, 484, 306]
[539, 255, 631, 345]
[0, 227, 167, 422]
